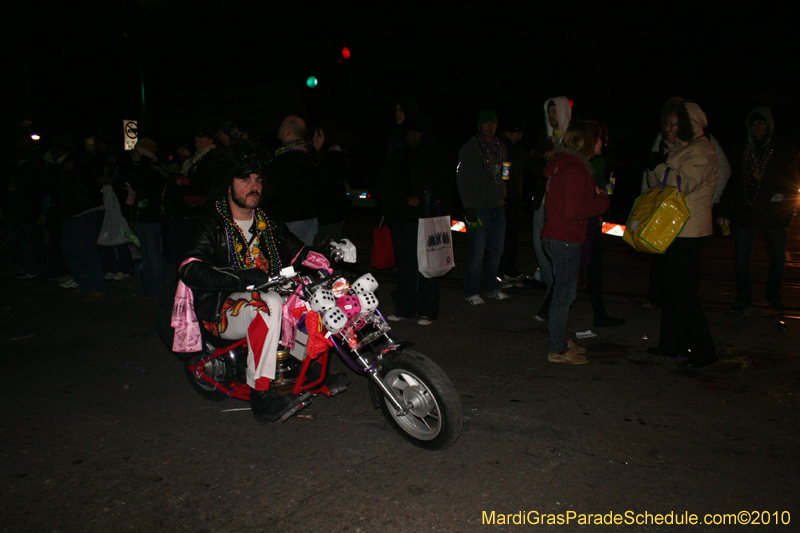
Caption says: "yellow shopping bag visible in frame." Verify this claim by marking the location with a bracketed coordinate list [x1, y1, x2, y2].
[623, 169, 690, 254]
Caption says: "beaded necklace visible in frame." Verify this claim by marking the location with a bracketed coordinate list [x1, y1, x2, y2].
[477, 132, 504, 184]
[275, 139, 309, 158]
[215, 200, 282, 275]
[742, 145, 775, 206]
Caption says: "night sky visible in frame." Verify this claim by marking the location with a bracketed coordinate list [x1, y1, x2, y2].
[8, 2, 799, 159]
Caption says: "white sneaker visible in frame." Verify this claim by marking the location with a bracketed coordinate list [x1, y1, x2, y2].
[60, 279, 78, 289]
[466, 295, 486, 306]
[386, 314, 407, 322]
[487, 291, 510, 300]
[112, 272, 130, 280]
[417, 316, 433, 326]
[104, 272, 115, 280]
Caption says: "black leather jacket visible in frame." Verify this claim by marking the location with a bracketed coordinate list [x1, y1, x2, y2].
[178, 205, 309, 323]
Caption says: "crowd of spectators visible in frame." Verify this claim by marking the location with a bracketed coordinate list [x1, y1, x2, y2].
[4, 97, 797, 371]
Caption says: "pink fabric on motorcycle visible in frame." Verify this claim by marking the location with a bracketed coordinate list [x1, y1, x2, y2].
[301, 250, 333, 275]
[172, 258, 202, 352]
[281, 287, 306, 349]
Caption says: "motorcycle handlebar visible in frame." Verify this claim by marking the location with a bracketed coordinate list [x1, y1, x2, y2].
[252, 270, 341, 296]
[303, 270, 342, 296]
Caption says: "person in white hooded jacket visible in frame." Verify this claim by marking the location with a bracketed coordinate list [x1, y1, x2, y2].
[645, 97, 719, 369]
[533, 96, 572, 321]
[640, 112, 731, 310]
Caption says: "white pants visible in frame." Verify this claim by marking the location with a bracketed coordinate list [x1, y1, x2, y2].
[218, 291, 282, 391]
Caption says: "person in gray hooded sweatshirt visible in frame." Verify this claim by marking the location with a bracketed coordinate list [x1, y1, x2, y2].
[719, 107, 800, 316]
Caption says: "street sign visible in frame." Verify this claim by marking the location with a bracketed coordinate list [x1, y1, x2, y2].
[123, 120, 138, 150]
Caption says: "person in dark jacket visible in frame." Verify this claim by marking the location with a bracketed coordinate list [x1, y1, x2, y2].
[267, 115, 320, 245]
[457, 109, 509, 305]
[497, 119, 531, 286]
[56, 139, 107, 301]
[379, 115, 453, 325]
[128, 139, 169, 298]
[178, 139, 342, 424]
[720, 107, 800, 315]
[311, 125, 349, 245]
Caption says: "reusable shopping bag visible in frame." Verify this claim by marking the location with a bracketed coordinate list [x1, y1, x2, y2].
[370, 216, 396, 270]
[417, 215, 454, 278]
[98, 184, 131, 246]
[623, 168, 690, 254]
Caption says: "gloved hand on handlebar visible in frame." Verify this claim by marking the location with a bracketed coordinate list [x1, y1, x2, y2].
[235, 268, 271, 290]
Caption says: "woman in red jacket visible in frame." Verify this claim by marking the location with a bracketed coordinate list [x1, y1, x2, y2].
[542, 121, 609, 364]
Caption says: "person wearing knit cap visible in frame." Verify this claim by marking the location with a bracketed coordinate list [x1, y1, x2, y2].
[456, 109, 509, 305]
[719, 107, 800, 316]
[497, 117, 533, 287]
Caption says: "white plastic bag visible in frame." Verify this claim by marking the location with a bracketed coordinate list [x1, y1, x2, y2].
[97, 184, 131, 246]
[417, 216, 454, 278]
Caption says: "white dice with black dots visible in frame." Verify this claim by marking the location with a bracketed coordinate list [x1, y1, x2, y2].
[310, 288, 337, 312]
[322, 306, 348, 334]
[358, 292, 379, 313]
[352, 273, 378, 294]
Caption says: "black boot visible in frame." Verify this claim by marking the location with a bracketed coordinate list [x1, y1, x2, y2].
[250, 388, 299, 424]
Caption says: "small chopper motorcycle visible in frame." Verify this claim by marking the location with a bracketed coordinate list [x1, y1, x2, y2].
[178, 252, 462, 450]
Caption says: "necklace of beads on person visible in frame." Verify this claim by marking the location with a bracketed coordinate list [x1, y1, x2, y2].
[215, 200, 281, 275]
[742, 146, 775, 206]
[477, 132, 504, 184]
[275, 139, 309, 158]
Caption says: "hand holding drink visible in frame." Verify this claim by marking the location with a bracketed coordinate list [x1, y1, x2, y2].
[605, 172, 616, 195]
[717, 217, 731, 236]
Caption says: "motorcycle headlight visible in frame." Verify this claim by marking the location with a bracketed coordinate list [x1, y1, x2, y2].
[331, 277, 350, 297]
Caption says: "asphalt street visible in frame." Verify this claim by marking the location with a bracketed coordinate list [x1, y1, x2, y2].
[2, 210, 799, 532]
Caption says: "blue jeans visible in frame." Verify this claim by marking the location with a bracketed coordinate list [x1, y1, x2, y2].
[61, 209, 106, 293]
[544, 237, 582, 353]
[734, 227, 786, 306]
[533, 206, 553, 290]
[137, 222, 166, 298]
[463, 207, 505, 298]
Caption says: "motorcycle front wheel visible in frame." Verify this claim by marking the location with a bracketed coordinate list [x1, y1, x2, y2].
[372, 350, 462, 450]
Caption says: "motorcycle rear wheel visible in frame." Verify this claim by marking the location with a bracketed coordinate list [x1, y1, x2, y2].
[184, 355, 226, 401]
[373, 350, 462, 450]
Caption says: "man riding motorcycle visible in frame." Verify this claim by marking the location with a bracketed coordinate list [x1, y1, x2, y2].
[177, 139, 346, 423]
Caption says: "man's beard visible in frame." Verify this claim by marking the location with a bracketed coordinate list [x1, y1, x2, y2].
[231, 190, 260, 209]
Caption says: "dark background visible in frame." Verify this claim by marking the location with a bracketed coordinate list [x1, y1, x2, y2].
[7, 2, 799, 168]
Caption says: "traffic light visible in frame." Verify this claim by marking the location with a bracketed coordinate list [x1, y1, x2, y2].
[306, 76, 319, 88]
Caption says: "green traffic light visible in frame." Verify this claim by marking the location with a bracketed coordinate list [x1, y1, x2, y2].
[306, 76, 318, 88]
